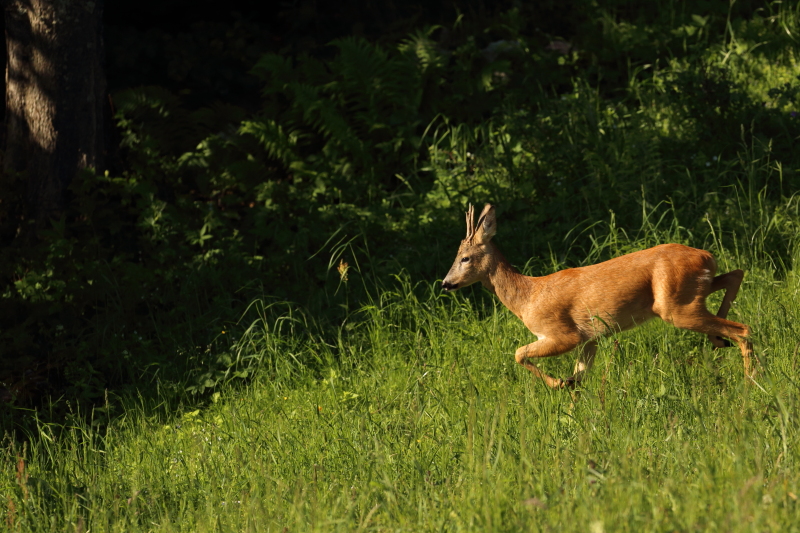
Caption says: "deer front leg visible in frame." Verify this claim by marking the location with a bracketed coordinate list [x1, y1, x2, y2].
[515, 334, 581, 389]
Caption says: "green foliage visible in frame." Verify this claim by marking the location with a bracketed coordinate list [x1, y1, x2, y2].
[245, 30, 522, 201]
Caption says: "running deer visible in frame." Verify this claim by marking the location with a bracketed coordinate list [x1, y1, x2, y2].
[441, 204, 755, 388]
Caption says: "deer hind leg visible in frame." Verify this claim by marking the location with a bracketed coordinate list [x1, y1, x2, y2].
[515, 334, 581, 389]
[563, 340, 598, 387]
[707, 270, 744, 348]
[670, 307, 755, 379]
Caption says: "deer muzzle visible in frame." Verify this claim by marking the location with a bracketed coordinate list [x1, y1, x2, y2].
[441, 280, 459, 291]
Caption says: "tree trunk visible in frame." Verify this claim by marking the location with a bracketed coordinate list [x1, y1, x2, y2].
[3, 0, 105, 227]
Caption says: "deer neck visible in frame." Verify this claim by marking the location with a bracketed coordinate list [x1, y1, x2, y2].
[480, 244, 536, 318]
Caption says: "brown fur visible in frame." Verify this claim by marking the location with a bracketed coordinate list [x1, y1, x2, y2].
[442, 204, 755, 388]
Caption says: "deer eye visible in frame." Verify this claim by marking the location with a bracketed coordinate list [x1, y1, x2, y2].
[460, 256, 470, 263]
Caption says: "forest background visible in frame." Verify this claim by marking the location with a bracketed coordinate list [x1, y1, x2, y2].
[0, 0, 798, 425]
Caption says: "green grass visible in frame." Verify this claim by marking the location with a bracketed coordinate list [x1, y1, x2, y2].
[4, 253, 800, 531]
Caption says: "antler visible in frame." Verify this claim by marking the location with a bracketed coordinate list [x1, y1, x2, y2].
[465, 204, 475, 243]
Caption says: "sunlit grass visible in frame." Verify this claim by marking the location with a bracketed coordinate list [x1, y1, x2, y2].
[4, 255, 800, 531]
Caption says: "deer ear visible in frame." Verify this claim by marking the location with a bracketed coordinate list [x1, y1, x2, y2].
[475, 204, 496, 243]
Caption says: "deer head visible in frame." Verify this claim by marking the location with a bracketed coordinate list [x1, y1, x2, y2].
[442, 204, 497, 291]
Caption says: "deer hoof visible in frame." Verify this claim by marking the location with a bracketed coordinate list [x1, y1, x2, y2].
[710, 335, 733, 349]
[561, 377, 581, 389]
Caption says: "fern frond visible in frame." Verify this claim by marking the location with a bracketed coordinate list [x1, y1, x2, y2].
[399, 26, 448, 72]
[327, 36, 423, 133]
[239, 119, 300, 165]
[288, 82, 365, 157]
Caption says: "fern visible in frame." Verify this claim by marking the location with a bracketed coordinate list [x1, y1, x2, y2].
[331, 36, 423, 123]
[399, 26, 448, 73]
[238, 119, 300, 166]
[289, 82, 365, 156]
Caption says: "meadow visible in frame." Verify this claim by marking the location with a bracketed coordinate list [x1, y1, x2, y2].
[4, 231, 800, 531]
[4, 2, 800, 531]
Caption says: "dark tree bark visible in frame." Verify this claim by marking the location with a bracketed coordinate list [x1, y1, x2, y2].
[3, 0, 105, 227]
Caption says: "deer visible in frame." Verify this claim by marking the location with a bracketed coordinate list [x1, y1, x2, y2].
[441, 204, 755, 388]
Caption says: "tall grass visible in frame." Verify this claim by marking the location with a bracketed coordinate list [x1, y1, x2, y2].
[4, 208, 800, 531]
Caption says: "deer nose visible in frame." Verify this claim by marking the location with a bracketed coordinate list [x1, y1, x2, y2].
[442, 281, 458, 291]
